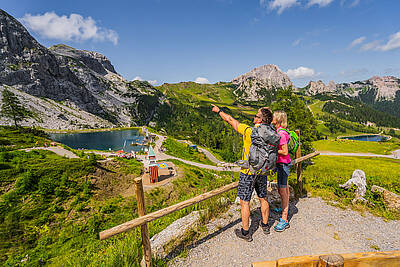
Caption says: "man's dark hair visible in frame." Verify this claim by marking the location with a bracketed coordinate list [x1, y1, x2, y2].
[260, 107, 273, 124]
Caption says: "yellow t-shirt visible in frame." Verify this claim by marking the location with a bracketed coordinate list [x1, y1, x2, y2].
[238, 123, 253, 175]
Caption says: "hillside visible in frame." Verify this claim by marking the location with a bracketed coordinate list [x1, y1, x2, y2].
[0, 9, 164, 130]
[0, 126, 239, 266]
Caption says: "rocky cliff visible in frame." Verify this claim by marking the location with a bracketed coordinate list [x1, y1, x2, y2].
[304, 80, 336, 96]
[0, 9, 163, 130]
[305, 75, 400, 102]
[335, 76, 400, 101]
[231, 64, 293, 101]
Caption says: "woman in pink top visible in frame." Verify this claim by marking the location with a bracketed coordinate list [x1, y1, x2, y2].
[272, 111, 291, 232]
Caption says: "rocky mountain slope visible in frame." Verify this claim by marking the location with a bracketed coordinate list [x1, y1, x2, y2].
[231, 64, 293, 101]
[0, 9, 163, 130]
[304, 80, 336, 95]
[305, 76, 400, 102]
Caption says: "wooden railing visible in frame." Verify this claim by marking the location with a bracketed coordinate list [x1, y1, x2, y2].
[252, 250, 400, 267]
[99, 131, 320, 266]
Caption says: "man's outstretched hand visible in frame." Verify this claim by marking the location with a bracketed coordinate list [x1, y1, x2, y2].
[212, 104, 220, 113]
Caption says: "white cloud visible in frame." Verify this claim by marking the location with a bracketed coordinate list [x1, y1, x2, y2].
[348, 36, 366, 49]
[261, 0, 299, 15]
[341, 0, 360, 7]
[20, 12, 118, 45]
[292, 38, 302, 46]
[360, 40, 381, 51]
[194, 77, 210, 84]
[133, 76, 144, 81]
[286, 66, 316, 79]
[133, 76, 158, 85]
[359, 32, 400, 52]
[307, 0, 334, 7]
[349, 0, 360, 7]
[379, 31, 400, 51]
[148, 80, 158, 85]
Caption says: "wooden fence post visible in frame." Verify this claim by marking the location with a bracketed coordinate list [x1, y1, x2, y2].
[134, 177, 152, 267]
[295, 130, 302, 194]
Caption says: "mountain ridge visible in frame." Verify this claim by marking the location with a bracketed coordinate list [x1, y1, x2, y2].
[0, 9, 163, 130]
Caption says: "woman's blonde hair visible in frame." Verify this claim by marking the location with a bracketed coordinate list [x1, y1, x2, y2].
[273, 110, 288, 128]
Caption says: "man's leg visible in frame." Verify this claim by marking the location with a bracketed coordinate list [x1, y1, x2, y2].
[235, 172, 254, 241]
[240, 200, 250, 231]
[259, 197, 269, 224]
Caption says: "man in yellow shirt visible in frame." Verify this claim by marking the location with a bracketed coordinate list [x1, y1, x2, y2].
[212, 104, 272, 242]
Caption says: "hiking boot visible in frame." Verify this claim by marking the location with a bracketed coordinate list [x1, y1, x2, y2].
[260, 221, 270, 235]
[234, 228, 253, 242]
[274, 218, 290, 232]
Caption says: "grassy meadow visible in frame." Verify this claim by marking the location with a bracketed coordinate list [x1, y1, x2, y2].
[163, 137, 216, 165]
[0, 127, 238, 266]
[293, 156, 400, 220]
[314, 139, 400, 154]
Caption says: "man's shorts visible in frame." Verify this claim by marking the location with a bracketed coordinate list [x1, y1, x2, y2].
[237, 172, 268, 202]
[277, 162, 291, 188]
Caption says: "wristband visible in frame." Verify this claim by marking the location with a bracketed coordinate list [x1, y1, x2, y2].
[218, 110, 222, 115]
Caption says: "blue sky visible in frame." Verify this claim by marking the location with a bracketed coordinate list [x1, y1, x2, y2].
[2, 0, 400, 87]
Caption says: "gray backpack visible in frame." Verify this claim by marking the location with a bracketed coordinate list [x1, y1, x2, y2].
[237, 124, 281, 175]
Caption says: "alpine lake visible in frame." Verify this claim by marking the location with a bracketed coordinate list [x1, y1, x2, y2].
[49, 129, 147, 152]
[339, 134, 389, 142]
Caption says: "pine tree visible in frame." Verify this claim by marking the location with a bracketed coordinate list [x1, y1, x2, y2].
[0, 88, 31, 127]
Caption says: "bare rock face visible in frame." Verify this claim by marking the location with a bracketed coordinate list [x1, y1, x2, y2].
[371, 185, 400, 212]
[305, 80, 336, 96]
[369, 76, 400, 101]
[231, 64, 293, 101]
[336, 76, 400, 101]
[150, 211, 201, 259]
[0, 9, 164, 129]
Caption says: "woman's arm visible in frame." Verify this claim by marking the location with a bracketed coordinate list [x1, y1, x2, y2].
[278, 143, 289, 156]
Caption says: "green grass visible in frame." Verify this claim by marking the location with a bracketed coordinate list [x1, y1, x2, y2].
[163, 137, 216, 165]
[0, 126, 50, 150]
[308, 99, 325, 116]
[309, 100, 381, 138]
[1, 127, 238, 266]
[157, 82, 236, 106]
[299, 156, 400, 220]
[313, 139, 400, 154]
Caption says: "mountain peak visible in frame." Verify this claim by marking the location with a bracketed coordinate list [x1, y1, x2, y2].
[49, 44, 117, 75]
[305, 80, 336, 96]
[231, 64, 293, 101]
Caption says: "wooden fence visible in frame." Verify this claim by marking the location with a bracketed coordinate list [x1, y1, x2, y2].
[100, 131, 320, 266]
[252, 250, 400, 267]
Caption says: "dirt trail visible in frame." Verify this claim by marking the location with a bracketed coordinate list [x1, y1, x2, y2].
[23, 146, 79, 158]
[170, 197, 400, 267]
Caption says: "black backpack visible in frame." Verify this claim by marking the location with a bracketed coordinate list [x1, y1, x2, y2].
[237, 124, 281, 175]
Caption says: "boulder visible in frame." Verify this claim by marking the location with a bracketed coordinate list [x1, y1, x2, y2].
[339, 169, 367, 204]
[150, 210, 201, 259]
[371, 185, 400, 212]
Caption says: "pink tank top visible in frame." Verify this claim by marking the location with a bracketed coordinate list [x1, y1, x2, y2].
[277, 127, 291, 164]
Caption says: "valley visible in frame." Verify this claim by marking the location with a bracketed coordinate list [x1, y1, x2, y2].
[1, 7, 400, 267]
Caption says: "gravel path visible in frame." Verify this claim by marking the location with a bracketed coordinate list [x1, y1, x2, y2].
[318, 151, 395, 158]
[23, 146, 79, 158]
[153, 134, 240, 172]
[170, 197, 400, 267]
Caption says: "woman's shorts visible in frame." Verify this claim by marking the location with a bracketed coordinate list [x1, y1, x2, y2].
[277, 162, 291, 188]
